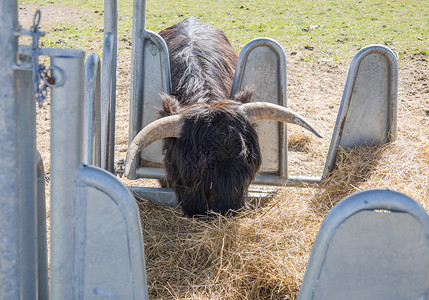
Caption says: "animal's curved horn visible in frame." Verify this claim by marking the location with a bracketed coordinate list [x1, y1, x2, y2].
[124, 115, 183, 177]
[239, 102, 322, 138]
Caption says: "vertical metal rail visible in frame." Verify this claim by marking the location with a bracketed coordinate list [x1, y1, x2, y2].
[127, 0, 172, 180]
[127, 0, 147, 180]
[0, 2, 21, 298]
[0, 1, 39, 298]
[101, 33, 116, 171]
[17, 67, 39, 300]
[102, 0, 118, 173]
[84, 53, 102, 167]
[36, 151, 49, 300]
[49, 49, 85, 300]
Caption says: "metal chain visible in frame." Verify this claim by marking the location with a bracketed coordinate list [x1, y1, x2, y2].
[30, 10, 50, 108]
[14, 10, 64, 107]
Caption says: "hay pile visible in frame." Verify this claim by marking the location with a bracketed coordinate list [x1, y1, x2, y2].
[137, 137, 429, 299]
[138, 192, 320, 299]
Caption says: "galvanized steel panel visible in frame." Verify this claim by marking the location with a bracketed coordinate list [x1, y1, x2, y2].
[49, 50, 86, 300]
[128, 26, 171, 178]
[74, 165, 149, 299]
[138, 31, 171, 166]
[231, 38, 287, 176]
[315, 211, 429, 299]
[323, 45, 398, 177]
[298, 189, 429, 300]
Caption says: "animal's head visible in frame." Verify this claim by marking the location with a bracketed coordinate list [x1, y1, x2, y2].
[125, 89, 322, 217]
[159, 89, 262, 216]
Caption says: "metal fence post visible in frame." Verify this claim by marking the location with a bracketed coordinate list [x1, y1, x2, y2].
[102, 0, 118, 173]
[128, 0, 147, 179]
[17, 68, 39, 300]
[0, 2, 20, 297]
[49, 49, 85, 300]
[127, 0, 172, 180]
[0, 1, 40, 299]
[84, 53, 102, 167]
[36, 151, 49, 300]
[101, 33, 116, 172]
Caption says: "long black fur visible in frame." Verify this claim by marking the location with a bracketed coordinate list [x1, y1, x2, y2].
[160, 17, 238, 105]
[159, 18, 262, 216]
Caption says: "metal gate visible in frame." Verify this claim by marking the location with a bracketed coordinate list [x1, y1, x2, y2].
[0, 1, 149, 298]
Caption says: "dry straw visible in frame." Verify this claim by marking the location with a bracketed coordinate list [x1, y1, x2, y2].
[137, 137, 429, 299]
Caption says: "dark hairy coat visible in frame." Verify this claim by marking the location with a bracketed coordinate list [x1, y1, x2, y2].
[159, 17, 262, 216]
[159, 17, 238, 105]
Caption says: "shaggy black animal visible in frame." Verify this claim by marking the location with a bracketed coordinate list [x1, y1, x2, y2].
[159, 17, 238, 105]
[125, 17, 321, 217]
[160, 95, 262, 216]
[159, 18, 259, 216]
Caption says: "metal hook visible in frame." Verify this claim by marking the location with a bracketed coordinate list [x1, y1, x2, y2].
[32, 10, 41, 31]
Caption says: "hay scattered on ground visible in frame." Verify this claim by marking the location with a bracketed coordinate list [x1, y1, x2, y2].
[138, 193, 320, 299]
[139, 137, 429, 299]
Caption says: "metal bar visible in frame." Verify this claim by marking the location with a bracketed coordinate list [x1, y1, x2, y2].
[135, 166, 165, 179]
[254, 175, 322, 186]
[134, 166, 322, 187]
[128, 0, 145, 179]
[0, 1, 23, 298]
[17, 67, 39, 300]
[130, 186, 277, 208]
[101, 32, 116, 172]
[83, 53, 102, 167]
[128, 0, 148, 179]
[49, 49, 85, 300]
[103, 0, 118, 173]
[104, 0, 118, 42]
[36, 151, 49, 300]
[130, 186, 178, 207]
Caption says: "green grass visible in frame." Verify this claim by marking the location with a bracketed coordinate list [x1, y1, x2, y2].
[19, 0, 428, 60]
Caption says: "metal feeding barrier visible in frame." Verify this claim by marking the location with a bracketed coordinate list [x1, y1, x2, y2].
[124, 1, 398, 206]
[0, 0, 148, 299]
[0, 0, 399, 298]
[298, 189, 429, 300]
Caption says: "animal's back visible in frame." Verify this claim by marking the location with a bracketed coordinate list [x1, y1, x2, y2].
[159, 17, 238, 105]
